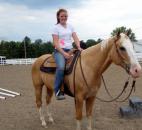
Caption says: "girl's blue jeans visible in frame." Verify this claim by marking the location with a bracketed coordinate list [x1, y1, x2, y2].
[53, 48, 71, 94]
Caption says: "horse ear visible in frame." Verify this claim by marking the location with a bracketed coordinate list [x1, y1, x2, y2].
[125, 29, 131, 36]
[116, 30, 121, 38]
[114, 30, 121, 42]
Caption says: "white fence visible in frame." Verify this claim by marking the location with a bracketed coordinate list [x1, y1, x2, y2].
[0, 58, 36, 65]
[0, 56, 6, 65]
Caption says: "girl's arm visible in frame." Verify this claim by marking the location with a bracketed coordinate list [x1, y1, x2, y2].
[72, 32, 82, 51]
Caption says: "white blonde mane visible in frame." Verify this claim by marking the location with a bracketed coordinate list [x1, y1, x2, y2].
[100, 39, 109, 51]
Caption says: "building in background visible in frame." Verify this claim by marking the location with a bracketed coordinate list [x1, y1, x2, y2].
[134, 40, 142, 53]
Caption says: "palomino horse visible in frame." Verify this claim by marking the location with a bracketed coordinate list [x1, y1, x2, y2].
[32, 32, 141, 130]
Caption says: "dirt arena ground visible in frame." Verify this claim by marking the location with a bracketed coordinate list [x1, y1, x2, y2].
[0, 64, 142, 130]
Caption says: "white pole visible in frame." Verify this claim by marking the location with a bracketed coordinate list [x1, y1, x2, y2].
[24, 38, 27, 59]
[0, 88, 21, 96]
[0, 95, 6, 100]
[0, 92, 16, 97]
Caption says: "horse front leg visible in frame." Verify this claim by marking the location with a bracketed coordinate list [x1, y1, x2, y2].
[75, 97, 84, 130]
[39, 107, 47, 128]
[85, 96, 95, 130]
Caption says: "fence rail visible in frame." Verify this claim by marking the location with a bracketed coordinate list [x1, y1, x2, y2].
[0, 58, 36, 65]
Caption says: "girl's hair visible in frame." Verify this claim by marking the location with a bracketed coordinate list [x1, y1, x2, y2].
[56, 8, 67, 24]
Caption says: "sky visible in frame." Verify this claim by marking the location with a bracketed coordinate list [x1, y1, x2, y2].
[0, 0, 142, 42]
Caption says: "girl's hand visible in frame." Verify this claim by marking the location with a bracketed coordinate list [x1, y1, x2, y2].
[63, 52, 72, 59]
[77, 47, 83, 51]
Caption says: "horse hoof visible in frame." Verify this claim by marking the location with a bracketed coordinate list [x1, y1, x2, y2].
[87, 127, 92, 130]
[43, 125, 48, 129]
[49, 117, 54, 123]
[42, 124, 48, 129]
[42, 122, 47, 128]
[76, 127, 81, 130]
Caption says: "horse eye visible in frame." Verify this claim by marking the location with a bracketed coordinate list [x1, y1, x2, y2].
[119, 46, 126, 51]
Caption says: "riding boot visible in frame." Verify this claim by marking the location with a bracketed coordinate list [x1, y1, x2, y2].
[54, 69, 65, 100]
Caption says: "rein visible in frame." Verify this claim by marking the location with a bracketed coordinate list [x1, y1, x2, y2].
[78, 53, 136, 102]
[98, 76, 136, 102]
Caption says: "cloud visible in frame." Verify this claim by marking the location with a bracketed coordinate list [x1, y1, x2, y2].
[0, 3, 55, 41]
[0, 0, 85, 9]
[0, 0, 86, 41]
[69, 0, 142, 40]
[0, 0, 141, 41]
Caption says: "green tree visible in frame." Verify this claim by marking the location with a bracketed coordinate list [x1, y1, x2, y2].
[0, 40, 9, 58]
[0, 36, 103, 58]
[35, 39, 43, 44]
[86, 39, 99, 48]
[111, 26, 137, 41]
[23, 36, 31, 45]
[46, 41, 54, 54]
[96, 38, 102, 44]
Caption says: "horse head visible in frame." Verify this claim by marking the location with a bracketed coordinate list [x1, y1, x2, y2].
[110, 32, 142, 78]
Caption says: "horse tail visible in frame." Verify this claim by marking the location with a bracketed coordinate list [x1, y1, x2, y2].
[32, 54, 50, 85]
[31, 54, 51, 108]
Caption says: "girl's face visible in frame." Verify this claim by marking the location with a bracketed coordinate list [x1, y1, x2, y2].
[58, 11, 68, 25]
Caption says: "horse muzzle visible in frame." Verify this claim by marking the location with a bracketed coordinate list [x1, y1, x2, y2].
[129, 64, 142, 78]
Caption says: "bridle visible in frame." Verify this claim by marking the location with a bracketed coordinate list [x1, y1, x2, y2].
[114, 37, 131, 73]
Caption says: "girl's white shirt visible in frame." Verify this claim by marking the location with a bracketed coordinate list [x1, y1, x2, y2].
[52, 23, 75, 49]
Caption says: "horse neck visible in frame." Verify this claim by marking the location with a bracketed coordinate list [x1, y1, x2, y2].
[82, 38, 114, 77]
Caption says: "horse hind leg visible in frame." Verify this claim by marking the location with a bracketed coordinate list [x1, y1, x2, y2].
[46, 87, 54, 123]
[34, 84, 47, 128]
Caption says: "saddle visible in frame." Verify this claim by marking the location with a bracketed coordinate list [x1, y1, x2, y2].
[40, 49, 81, 75]
[40, 49, 81, 97]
